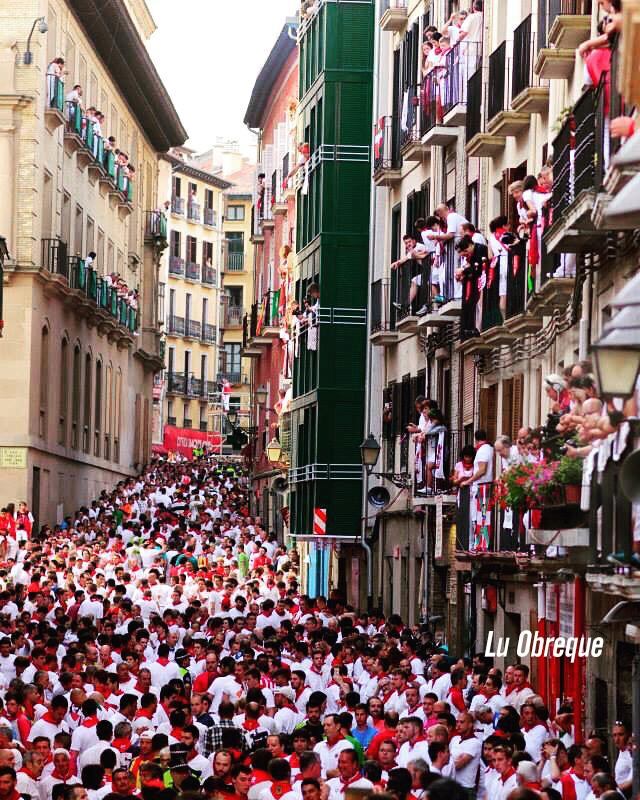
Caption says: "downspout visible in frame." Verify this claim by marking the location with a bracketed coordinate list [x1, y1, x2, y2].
[361, 0, 382, 608]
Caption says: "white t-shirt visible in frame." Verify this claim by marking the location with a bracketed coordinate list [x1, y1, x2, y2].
[473, 443, 494, 484]
[446, 212, 469, 239]
[461, 11, 483, 43]
[449, 734, 482, 788]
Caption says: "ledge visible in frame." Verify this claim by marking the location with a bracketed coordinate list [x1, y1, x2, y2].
[380, 6, 408, 32]
[511, 86, 551, 114]
[465, 132, 506, 157]
[487, 110, 530, 137]
[543, 189, 606, 253]
[422, 125, 458, 147]
[534, 48, 576, 80]
[548, 14, 592, 49]
[503, 312, 544, 334]
[370, 329, 399, 346]
[586, 572, 640, 600]
[527, 527, 590, 548]
[417, 311, 453, 328]
[395, 314, 419, 334]
[373, 167, 402, 187]
[401, 137, 428, 162]
[481, 325, 518, 345]
[438, 298, 462, 317]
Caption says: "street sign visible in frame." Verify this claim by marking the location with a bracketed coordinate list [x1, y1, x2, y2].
[313, 507, 327, 535]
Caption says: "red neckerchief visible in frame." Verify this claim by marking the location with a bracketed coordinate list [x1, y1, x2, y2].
[251, 770, 271, 784]
[82, 716, 98, 727]
[20, 767, 39, 780]
[41, 710, 59, 725]
[242, 718, 259, 731]
[326, 734, 345, 748]
[340, 774, 362, 789]
[50, 769, 73, 781]
[270, 781, 292, 798]
[407, 704, 421, 715]
[134, 681, 149, 694]
[503, 684, 517, 696]
[112, 737, 132, 752]
[135, 708, 154, 719]
[500, 768, 516, 784]
[521, 721, 543, 732]
[170, 727, 184, 739]
[157, 657, 170, 666]
[288, 753, 300, 769]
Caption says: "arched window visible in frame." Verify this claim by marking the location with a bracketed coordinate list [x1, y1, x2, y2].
[58, 338, 69, 445]
[39, 327, 49, 438]
[114, 369, 122, 462]
[71, 345, 81, 449]
[105, 365, 113, 460]
[83, 353, 92, 453]
[94, 360, 102, 457]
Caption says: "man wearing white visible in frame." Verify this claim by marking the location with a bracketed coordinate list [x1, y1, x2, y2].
[397, 718, 430, 768]
[326, 750, 373, 800]
[313, 716, 353, 778]
[449, 713, 482, 792]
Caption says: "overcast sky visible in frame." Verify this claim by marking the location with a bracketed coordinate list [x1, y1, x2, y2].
[145, 0, 297, 154]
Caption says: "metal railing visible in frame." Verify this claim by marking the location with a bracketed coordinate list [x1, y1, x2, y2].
[48, 75, 64, 112]
[380, 0, 407, 14]
[441, 239, 459, 303]
[511, 16, 543, 102]
[169, 256, 185, 276]
[168, 315, 185, 336]
[441, 41, 482, 119]
[222, 305, 243, 328]
[370, 278, 396, 333]
[202, 264, 217, 286]
[538, 0, 592, 50]
[487, 42, 508, 123]
[41, 238, 68, 278]
[187, 201, 201, 222]
[65, 101, 82, 137]
[466, 68, 482, 141]
[505, 240, 528, 319]
[373, 116, 400, 174]
[400, 84, 421, 150]
[167, 372, 187, 394]
[414, 430, 463, 497]
[203, 207, 216, 226]
[185, 319, 201, 339]
[217, 371, 244, 385]
[171, 196, 185, 215]
[226, 252, 244, 271]
[393, 255, 433, 322]
[145, 211, 167, 240]
[185, 261, 200, 281]
[202, 323, 217, 344]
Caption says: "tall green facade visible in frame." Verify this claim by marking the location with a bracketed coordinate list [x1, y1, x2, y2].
[290, 0, 374, 539]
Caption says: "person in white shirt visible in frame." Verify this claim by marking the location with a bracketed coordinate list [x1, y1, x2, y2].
[397, 718, 430, 768]
[273, 687, 302, 734]
[326, 749, 373, 800]
[181, 726, 213, 781]
[391, 235, 429, 314]
[459, 429, 494, 551]
[520, 702, 549, 762]
[449, 713, 482, 789]
[313, 716, 353, 778]
[493, 745, 518, 800]
[612, 722, 633, 795]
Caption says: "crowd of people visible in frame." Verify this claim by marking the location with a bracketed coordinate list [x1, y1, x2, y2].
[46, 59, 136, 195]
[0, 455, 635, 800]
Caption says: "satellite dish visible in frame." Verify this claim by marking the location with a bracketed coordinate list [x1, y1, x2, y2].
[620, 447, 640, 503]
[367, 485, 391, 508]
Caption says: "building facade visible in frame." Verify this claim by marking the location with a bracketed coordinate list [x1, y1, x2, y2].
[0, 0, 185, 524]
[242, 22, 298, 544]
[160, 150, 229, 452]
[361, 0, 640, 744]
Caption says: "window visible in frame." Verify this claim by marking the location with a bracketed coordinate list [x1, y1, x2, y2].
[222, 343, 241, 374]
[94, 360, 102, 457]
[169, 288, 176, 319]
[203, 240, 214, 266]
[185, 293, 192, 325]
[183, 402, 190, 427]
[105, 364, 112, 460]
[186, 236, 197, 263]
[71, 346, 81, 449]
[62, 192, 71, 247]
[226, 205, 245, 221]
[171, 230, 181, 258]
[58, 338, 68, 445]
[42, 171, 53, 238]
[107, 240, 114, 273]
[202, 297, 208, 325]
[225, 287, 243, 307]
[172, 175, 182, 198]
[86, 217, 95, 254]
[227, 232, 244, 252]
[83, 353, 92, 453]
[158, 283, 166, 323]
[74, 205, 83, 256]
[97, 229, 105, 273]
[168, 346, 175, 375]
[200, 354, 207, 384]
[114, 370, 122, 462]
[466, 180, 479, 227]
[39, 327, 49, 438]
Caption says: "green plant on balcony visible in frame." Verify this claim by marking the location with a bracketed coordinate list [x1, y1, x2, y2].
[496, 460, 559, 509]
[551, 106, 573, 133]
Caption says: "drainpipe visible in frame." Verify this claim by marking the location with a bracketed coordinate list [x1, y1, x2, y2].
[537, 582, 548, 707]
[361, 0, 382, 610]
[578, 265, 591, 362]
[573, 575, 585, 742]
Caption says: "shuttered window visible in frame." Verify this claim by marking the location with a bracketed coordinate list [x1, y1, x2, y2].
[479, 384, 498, 443]
[401, 374, 411, 431]
[462, 355, 475, 426]
[512, 374, 523, 439]
[501, 374, 524, 440]
[392, 382, 402, 437]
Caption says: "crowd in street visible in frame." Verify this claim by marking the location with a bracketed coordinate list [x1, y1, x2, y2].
[0, 456, 635, 800]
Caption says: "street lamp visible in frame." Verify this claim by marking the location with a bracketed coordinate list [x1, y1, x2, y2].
[359, 433, 411, 489]
[255, 385, 268, 405]
[592, 321, 640, 401]
[266, 437, 282, 464]
[360, 433, 381, 475]
[23, 17, 48, 65]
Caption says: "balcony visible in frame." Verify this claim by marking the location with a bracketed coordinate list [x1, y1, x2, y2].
[202, 264, 217, 286]
[253, 187, 274, 239]
[99, 150, 117, 196]
[203, 207, 216, 227]
[465, 69, 506, 157]
[167, 315, 185, 336]
[217, 371, 245, 385]
[420, 78, 457, 148]
[185, 261, 201, 282]
[373, 116, 401, 187]
[45, 76, 65, 132]
[501, 241, 544, 335]
[221, 305, 243, 328]
[441, 41, 483, 127]
[167, 416, 177, 426]
[185, 319, 201, 340]
[486, 43, 529, 138]
[76, 115, 97, 171]
[413, 430, 464, 506]
[400, 86, 428, 160]
[379, 0, 407, 32]
[167, 372, 186, 395]
[242, 312, 262, 358]
[171, 196, 185, 216]
[64, 102, 84, 157]
[169, 256, 185, 277]
[202, 323, 217, 344]
[40, 240, 137, 341]
[393, 255, 434, 335]
[144, 211, 168, 244]
[528, 249, 576, 314]
[543, 84, 607, 254]
[226, 252, 244, 272]
[369, 278, 398, 346]
[87, 136, 106, 183]
[511, 15, 550, 115]
[187, 202, 201, 223]
[547, 0, 592, 49]
[271, 168, 288, 212]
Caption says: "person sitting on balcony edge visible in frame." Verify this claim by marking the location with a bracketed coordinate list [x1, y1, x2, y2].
[416, 216, 444, 307]
[455, 235, 487, 339]
[391, 234, 428, 314]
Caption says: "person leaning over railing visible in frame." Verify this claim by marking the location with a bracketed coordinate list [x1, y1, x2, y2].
[391, 234, 428, 311]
